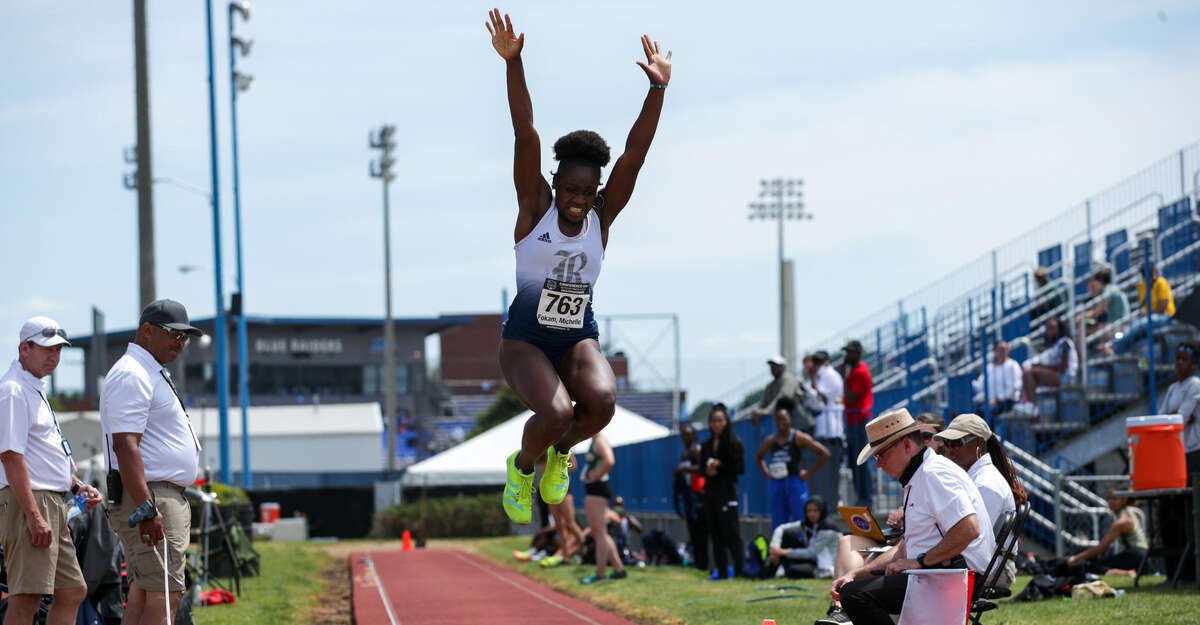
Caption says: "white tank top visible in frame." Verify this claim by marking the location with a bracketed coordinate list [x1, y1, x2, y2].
[510, 201, 605, 330]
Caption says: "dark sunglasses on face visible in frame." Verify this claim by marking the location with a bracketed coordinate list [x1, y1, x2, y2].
[22, 327, 67, 342]
[920, 432, 934, 441]
[942, 435, 975, 449]
[156, 325, 190, 343]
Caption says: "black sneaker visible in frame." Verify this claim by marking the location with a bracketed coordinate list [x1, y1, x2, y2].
[606, 569, 628, 580]
[813, 608, 852, 625]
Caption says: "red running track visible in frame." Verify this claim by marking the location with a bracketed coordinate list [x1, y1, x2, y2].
[350, 549, 640, 625]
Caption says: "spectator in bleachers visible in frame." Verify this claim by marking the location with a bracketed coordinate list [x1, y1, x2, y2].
[756, 398, 831, 531]
[841, 340, 874, 507]
[809, 350, 845, 507]
[971, 341, 1022, 416]
[768, 496, 840, 579]
[1079, 267, 1129, 355]
[1158, 343, 1200, 481]
[752, 354, 802, 425]
[934, 414, 1028, 588]
[1020, 317, 1078, 403]
[1031, 266, 1067, 322]
[1113, 263, 1177, 354]
[1065, 488, 1148, 574]
[700, 403, 745, 579]
[673, 423, 708, 570]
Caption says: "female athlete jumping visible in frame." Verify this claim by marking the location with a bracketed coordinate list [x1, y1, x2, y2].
[486, 8, 672, 523]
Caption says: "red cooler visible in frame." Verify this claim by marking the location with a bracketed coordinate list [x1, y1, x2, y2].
[259, 502, 281, 524]
[1126, 415, 1186, 490]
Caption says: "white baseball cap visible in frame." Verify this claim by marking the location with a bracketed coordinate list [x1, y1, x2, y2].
[766, 354, 787, 366]
[19, 316, 71, 348]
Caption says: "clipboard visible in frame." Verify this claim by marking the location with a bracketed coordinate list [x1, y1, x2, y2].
[838, 505, 886, 541]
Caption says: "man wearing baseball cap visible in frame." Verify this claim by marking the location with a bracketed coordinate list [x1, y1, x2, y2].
[1, 317, 104, 625]
[101, 299, 203, 625]
[824, 408, 994, 625]
[751, 354, 802, 426]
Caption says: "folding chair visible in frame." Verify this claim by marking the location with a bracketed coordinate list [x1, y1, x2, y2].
[969, 501, 1031, 624]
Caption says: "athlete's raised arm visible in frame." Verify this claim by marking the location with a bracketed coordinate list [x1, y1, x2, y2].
[487, 8, 550, 241]
[599, 34, 672, 227]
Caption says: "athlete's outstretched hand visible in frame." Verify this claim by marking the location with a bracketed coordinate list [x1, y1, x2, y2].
[486, 8, 524, 60]
[635, 34, 672, 85]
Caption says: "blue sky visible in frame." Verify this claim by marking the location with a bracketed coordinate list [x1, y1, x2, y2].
[3, 1, 1200, 405]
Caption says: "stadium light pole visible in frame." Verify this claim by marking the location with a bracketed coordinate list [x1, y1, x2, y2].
[369, 125, 398, 472]
[204, 0, 231, 484]
[229, 0, 253, 488]
[747, 178, 809, 369]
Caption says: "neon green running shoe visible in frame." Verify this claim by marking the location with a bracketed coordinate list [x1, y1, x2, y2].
[539, 445, 572, 505]
[502, 450, 534, 524]
[538, 554, 564, 568]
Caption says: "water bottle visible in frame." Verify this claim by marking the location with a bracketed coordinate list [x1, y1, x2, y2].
[1115, 589, 1125, 598]
[74, 493, 87, 513]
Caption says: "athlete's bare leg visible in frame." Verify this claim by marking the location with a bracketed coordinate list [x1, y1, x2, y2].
[500, 339, 575, 473]
[553, 339, 617, 451]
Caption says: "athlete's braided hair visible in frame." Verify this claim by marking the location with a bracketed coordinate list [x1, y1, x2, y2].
[553, 130, 611, 171]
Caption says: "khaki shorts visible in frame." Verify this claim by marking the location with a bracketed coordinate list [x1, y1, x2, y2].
[106, 481, 191, 593]
[0, 487, 87, 595]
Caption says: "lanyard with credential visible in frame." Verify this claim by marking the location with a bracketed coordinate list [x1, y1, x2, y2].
[34, 389, 73, 458]
[159, 370, 201, 451]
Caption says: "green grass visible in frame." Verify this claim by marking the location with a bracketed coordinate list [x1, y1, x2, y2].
[473, 536, 1200, 625]
[192, 542, 331, 625]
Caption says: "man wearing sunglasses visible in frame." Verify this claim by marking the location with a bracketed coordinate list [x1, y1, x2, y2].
[826, 408, 994, 625]
[1, 316, 104, 625]
[100, 299, 203, 625]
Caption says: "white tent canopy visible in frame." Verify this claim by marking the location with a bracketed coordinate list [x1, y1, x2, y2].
[402, 405, 670, 487]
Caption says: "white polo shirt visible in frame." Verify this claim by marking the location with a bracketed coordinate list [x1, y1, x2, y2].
[0, 360, 74, 491]
[101, 343, 200, 487]
[813, 364, 845, 440]
[967, 454, 1015, 531]
[902, 449, 996, 573]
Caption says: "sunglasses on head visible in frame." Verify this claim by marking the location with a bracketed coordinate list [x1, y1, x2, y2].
[942, 435, 976, 449]
[156, 325, 190, 343]
[22, 327, 67, 343]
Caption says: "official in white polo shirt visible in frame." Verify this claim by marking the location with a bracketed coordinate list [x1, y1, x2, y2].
[101, 299, 203, 625]
[829, 408, 995, 625]
[0, 317, 103, 625]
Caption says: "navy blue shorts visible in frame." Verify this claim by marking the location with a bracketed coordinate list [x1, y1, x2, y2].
[502, 296, 599, 366]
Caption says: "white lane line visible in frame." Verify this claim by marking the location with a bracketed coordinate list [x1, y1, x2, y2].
[363, 555, 402, 625]
[451, 551, 610, 625]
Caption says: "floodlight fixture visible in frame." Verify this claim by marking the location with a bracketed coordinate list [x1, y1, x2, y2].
[229, 1, 251, 21]
[233, 71, 254, 91]
[232, 36, 253, 57]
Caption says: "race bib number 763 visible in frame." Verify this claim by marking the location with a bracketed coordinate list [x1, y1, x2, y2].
[537, 279, 591, 329]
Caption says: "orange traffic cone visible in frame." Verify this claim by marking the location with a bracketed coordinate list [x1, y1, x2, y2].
[401, 529, 413, 552]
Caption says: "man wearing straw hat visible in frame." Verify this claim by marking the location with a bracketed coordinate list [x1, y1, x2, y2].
[826, 408, 995, 625]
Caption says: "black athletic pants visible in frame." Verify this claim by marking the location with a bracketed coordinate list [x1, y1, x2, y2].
[840, 573, 908, 625]
[706, 500, 742, 577]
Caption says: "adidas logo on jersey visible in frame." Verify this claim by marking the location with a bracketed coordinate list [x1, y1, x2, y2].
[537, 232, 552, 243]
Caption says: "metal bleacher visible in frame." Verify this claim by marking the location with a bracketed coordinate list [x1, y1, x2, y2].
[608, 143, 1200, 555]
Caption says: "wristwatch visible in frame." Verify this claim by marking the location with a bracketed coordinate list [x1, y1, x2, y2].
[916, 552, 929, 568]
[70, 481, 83, 495]
[127, 500, 159, 528]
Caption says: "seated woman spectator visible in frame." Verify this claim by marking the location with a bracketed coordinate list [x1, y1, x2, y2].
[701, 403, 745, 580]
[768, 496, 840, 579]
[755, 398, 830, 531]
[1021, 317, 1078, 403]
[1114, 263, 1177, 354]
[1066, 489, 1148, 574]
[537, 455, 586, 568]
[1158, 343, 1200, 481]
[934, 413, 1028, 588]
